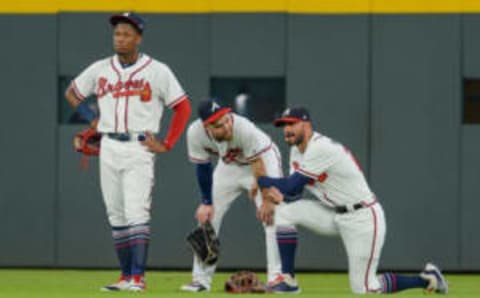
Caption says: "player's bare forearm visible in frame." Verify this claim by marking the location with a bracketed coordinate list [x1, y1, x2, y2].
[250, 157, 275, 225]
[65, 87, 81, 108]
[250, 158, 274, 201]
[249, 158, 266, 198]
[250, 157, 267, 178]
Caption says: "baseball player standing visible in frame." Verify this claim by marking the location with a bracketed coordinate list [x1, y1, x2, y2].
[256, 107, 448, 294]
[64, 12, 191, 292]
[181, 100, 292, 292]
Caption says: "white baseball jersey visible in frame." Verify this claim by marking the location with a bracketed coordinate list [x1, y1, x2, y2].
[290, 132, 375, 206]
[187, 114, 274, 165]
[71, 53, 186, 133]
[276, 131, 385, 293]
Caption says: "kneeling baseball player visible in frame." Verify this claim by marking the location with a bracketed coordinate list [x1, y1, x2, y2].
[256, 107, 448, 294]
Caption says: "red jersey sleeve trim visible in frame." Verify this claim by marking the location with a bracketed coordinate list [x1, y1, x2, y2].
[189, 156, 211, 164]
[296, 168, 319, 180]
[245, 143, 273, 162]
[71, 81, 86, 101]
[167, 94, 188, 109]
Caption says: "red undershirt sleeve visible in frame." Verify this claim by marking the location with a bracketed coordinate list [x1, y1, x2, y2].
[162, 98, 192, 150]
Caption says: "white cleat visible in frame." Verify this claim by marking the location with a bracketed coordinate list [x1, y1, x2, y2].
[180, 281, 210, 292]
[420, 263, 448, 294]
[268, 274, 301, 294]
[128, 284, 145, 292]
[128, 275, 146, 292]
[100, 277, 131, 291]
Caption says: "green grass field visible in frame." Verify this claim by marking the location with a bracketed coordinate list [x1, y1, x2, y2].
[0, 270, 478, 298]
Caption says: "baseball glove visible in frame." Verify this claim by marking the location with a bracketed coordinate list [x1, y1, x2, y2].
[224, 271, 269, 294]
[186, 221, 220, 265]
[73, 127, 101, 156]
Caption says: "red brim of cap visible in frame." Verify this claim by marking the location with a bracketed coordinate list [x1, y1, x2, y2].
[273, 117, 302, 127]
[203, 108, 232, 125]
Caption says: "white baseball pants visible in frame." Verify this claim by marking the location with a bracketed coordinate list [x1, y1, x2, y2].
[99, 136, 155, 227]
[275, 200, 386, 293]
[191, 146, 284, 286]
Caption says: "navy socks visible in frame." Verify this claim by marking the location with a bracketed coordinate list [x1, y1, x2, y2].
[276, 226, 298, 277]
[112, 223, 151, 277]
[380, 273, 429, 293]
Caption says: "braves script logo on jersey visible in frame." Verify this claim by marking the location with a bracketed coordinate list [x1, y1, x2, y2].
[222, 148, 242, 164]
[96, 77, 152, 102]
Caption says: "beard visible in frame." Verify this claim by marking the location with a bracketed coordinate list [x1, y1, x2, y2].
[285, 131, 304, 147]
[213, 135, 225, 142]
[212, 131, 229, 142]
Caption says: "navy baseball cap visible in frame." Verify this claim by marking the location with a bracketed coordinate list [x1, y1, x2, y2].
[110, 12, 145, 34]
[274, 107, 311, 127]
[198, 99, 232, 125]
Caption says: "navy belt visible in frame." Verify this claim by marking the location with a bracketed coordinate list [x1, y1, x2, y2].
[335, 200, 377, 214]
[107, 133, 146, 142]
[335, 203, 364, 214]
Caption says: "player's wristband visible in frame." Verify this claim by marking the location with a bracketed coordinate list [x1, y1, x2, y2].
[201, 199, 213, 206]
[76, 101, 96, 123]
[257, 172, 311, 196]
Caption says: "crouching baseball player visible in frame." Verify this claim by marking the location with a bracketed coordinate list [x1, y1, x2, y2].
[181, 100, 293, 292]
[256, 107, 448, 294]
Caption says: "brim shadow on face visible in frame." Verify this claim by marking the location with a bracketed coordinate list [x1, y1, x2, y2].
[111, 18, 143, 35]
[273, 117, 302, 127]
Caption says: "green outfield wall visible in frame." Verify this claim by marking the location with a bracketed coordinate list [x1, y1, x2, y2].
[0, 6, 479, 271]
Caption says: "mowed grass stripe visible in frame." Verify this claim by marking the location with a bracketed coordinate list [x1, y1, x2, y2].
[0, 269, 478, 297]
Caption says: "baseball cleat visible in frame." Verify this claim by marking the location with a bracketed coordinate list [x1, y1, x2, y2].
[180, 281, 210, 292]
[268, 274, 301, 294]
[128, 275, 146, 292]
[420, 263, 448, 294]
[100, 276, 131, 291]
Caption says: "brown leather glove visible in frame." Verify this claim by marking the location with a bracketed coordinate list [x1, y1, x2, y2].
[224, 271, 270, 294]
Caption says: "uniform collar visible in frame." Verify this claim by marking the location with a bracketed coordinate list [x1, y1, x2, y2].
[112, 53, 149, 74]
[298, 131, 321, 154]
